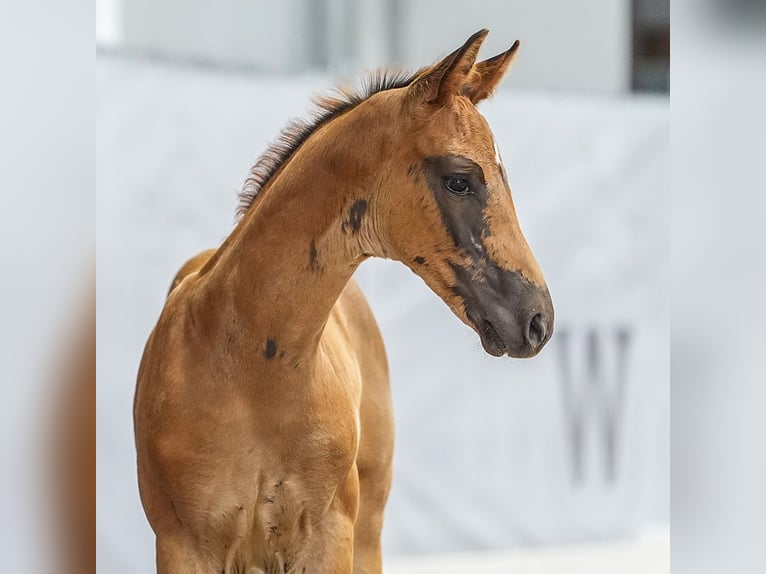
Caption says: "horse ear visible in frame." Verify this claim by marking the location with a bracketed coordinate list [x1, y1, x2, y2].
[407, 29, 489, 106]
[462, 40, 520, 104]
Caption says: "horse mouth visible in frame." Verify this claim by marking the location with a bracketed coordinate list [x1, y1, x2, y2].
[478, 319, 507, 357]
[470, 314, 551, 359]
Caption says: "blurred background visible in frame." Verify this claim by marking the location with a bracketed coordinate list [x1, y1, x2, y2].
[97, 1, 669, 572]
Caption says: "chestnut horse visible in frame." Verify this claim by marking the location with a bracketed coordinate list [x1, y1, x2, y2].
[135, 29, 553, 574]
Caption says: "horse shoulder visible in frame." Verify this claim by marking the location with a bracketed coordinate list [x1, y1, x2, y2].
[332, 279, 394, 489]
[334, 279, 388, 374]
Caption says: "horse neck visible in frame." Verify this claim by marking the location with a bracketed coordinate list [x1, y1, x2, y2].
[197, 104, 392, 366]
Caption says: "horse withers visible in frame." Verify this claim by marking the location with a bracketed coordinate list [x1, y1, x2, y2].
[135, 29, 553, 574]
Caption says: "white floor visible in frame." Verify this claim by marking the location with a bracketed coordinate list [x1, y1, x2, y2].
[387, 530, 669, 573]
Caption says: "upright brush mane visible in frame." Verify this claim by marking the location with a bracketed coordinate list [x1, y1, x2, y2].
[237, 68, 423, 219]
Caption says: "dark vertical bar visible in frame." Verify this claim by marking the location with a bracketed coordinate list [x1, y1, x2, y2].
[388, 0, 403, 65]
[308, 0, 329, 70]
[631, 0, 670, 92]
[631, 0, 639, 92]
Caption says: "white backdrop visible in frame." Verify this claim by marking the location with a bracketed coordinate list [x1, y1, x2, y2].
[99, 0, 633, 93]
[97, 56, 668, 571]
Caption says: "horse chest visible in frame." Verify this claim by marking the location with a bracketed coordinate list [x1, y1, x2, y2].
[237, 407, 360, 570]
[241, 359, 361, 565]
[255, 359, 362, 479]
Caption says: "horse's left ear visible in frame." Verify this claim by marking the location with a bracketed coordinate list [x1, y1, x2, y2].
[462, 40, 520, 104]
[407, 29, 489, 107]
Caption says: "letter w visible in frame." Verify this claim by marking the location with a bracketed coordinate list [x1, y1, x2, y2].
[556, 327, 631, 485]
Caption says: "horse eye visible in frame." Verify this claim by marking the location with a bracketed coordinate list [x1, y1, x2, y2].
[444, 177, 470, 196]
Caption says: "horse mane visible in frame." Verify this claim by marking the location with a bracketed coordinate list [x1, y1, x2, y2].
[237, 68, 423, 219]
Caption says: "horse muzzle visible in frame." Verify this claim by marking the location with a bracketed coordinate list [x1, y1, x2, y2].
[474, 302, 553, 358]
[452, 262, 554, 358]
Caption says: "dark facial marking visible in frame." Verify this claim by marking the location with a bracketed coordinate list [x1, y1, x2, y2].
[413, 256, 426, 265]
[264, 338, 278, 360]
[341, 199, 368, 234]
[424, 156, 553, 356]
[449, 260, 552, 356]
[422, 155, 490, 263]
[309, 240, 319, 271]
[450, 261, 545, 320]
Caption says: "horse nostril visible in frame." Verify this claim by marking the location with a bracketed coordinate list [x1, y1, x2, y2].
[527, 313, 546, 348]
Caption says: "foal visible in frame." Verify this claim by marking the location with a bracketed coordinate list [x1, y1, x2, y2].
[135, 29, 553, 573]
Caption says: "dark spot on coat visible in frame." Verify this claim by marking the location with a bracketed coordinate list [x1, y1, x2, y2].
[309, 240, 319, 271]
[413, 256, 426, 265]
[341, 199, 368, 234]
[264, 338, 277, 360]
